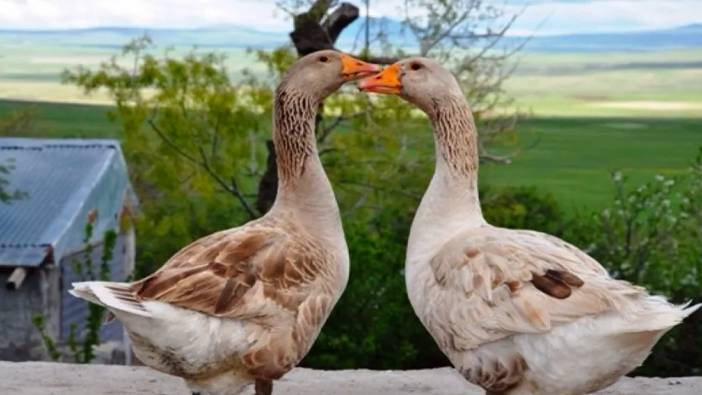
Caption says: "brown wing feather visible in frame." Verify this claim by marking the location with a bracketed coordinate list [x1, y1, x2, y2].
[134, 219, 333, 320]
[531, 269, 584, 299]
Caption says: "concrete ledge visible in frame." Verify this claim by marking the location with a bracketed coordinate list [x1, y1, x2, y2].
[0, 361, 700, 394]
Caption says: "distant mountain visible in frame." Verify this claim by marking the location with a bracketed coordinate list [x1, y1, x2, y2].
[338, 19, 702, 52]
[0, 25, 285, 50]
[515, 24, 702, 52]
[1, 20, 700, 53]
[0, 18, 412, 51]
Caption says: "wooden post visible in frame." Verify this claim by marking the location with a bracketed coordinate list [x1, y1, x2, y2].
[6, 267, 27, 290]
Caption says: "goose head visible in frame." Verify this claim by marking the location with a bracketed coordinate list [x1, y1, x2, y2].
[358, 57, 464, 115]
[280, 50, 381, 101]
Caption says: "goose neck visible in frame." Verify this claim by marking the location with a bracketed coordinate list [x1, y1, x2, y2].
[269, 86, 343, 244]
[408, 96, 485, 259]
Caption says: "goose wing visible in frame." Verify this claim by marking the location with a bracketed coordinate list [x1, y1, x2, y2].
[134, 219, 337, 327]
[424, 225, 644, 351]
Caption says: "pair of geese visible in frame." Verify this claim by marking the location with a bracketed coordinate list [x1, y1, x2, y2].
[71, 50, 698, 395]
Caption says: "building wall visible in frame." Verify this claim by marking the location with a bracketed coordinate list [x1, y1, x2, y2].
[0, 265, 60, 361]
[0, 232, 132, 362]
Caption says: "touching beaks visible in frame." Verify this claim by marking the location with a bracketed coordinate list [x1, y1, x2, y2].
[358, 64, 402, 95]
[340, 54, 383, 81]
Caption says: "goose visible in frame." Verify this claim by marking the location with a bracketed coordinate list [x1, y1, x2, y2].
[70, 50, 381, 395]
[359, 59, 699, 395]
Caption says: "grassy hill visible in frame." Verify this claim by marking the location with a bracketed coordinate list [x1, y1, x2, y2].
[0, 100, 118, 138]
[481, 117, 702, 209]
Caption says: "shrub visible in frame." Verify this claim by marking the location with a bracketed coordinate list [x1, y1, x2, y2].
[481, 185, 566, 235]
[580, 148, 702, 376]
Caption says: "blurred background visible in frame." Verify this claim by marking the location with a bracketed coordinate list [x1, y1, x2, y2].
[0, 0, 700, 377]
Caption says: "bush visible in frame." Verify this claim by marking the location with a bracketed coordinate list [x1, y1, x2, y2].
[481, 185, 566, 235]
[577, 148, 702, 376]
[304, 206, 445, 369]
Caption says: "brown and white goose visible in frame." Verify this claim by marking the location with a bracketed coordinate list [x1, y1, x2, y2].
[359, 59, 699, 395]
[71, 50, 380, 395]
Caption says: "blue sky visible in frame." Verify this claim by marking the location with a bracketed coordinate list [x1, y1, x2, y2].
[1, 0, 700, 35]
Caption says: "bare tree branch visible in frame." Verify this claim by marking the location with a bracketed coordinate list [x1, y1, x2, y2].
[148, 119, 200, 165]
[318, 115, 346, 143]
[197, 146, 259, 219]
[148, 118, 259, 219]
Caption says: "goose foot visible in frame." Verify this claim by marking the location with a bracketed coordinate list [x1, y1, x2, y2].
[255, 379, 273, 395]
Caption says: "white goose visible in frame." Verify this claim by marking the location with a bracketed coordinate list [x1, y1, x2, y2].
[359, 58, 699, 395]
[71, 50, 380, 395]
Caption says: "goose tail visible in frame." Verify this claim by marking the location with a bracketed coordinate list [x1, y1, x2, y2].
[680, 301, 702, 320]
[628, 297, 701, 332]
[70, 281, 151, 318]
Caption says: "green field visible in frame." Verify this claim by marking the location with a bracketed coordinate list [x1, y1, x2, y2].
[2, 43, 701, 210]
[506, 50, 702, 118]
[2, 99, 700, 210]
[0, 100, 119, 138]
[2, 43, 701, 117]
[0, 45, 259, 103]
[481, 117, 701, 208]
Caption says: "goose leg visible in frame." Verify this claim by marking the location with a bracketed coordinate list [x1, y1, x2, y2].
[255, 379, 273, 395]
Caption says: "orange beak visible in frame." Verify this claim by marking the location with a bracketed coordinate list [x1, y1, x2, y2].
[358, 64, 402, 95]
[340, 54, 382, 81]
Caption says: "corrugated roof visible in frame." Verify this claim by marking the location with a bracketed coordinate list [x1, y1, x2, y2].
[0, 138, 135, 268]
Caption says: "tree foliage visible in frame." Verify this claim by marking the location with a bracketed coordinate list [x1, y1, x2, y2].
[0, 107, 34, 203]
[65, 37, 271, 276]
[0, 158, 26, 203]
[572, 151, 702, 376]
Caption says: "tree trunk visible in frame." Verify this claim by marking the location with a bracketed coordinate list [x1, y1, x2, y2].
[256, 140, 279, 214]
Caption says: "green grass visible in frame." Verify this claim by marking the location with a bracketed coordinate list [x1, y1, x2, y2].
[0, 100, 120, 138]
[3, 99, 700, 210]
[481, 117, 702, 209]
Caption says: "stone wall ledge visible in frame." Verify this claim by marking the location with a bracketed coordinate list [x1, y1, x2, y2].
[1, 361, 700, 394]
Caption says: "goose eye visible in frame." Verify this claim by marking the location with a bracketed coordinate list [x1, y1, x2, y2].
[319, 56, 329, 63]
[410, 62, 422, 71]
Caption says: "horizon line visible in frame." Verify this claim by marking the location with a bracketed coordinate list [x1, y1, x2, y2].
[0, 21, 699, 38]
